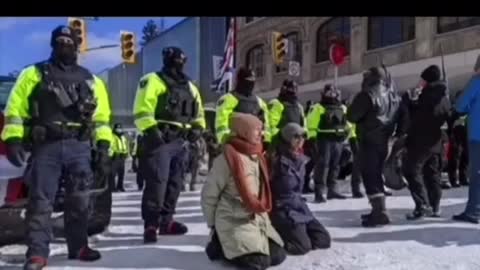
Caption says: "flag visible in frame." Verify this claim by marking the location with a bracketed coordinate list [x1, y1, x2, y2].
[213, 17, 236, 93]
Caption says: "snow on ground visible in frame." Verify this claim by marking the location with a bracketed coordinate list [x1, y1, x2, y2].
[1, 172, 480, 270]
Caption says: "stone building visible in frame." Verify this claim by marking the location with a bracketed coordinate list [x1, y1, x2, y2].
[236, 17, 480, 102]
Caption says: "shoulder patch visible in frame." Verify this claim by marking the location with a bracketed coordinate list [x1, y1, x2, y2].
[139, 78, 148, 89]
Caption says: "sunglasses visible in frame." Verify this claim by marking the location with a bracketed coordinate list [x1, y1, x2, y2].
[293, 133, 307, 139]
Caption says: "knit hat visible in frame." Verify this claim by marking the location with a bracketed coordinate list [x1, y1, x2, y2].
[281, 123, 306, 143]
[421, 65, 441, 83]
[230, 113, 263, 144]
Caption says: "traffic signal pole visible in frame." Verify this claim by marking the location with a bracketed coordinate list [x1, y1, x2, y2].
[85, 44, 120, 52]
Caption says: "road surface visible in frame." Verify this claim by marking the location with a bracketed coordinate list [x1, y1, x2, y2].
[1, 169, 480, 270]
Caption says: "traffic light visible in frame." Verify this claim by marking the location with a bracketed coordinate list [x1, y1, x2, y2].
[272, 31, 288, 65]
[120, 31, 136, 64]
[68, 17, 88, 53]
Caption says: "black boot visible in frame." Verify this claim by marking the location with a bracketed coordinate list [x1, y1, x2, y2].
[352, 186, 364, 198]
[144, 226, 158, 243]
[68, 246, 101, 261]
[314, 186, 326, 203]
[460, 179, 469, 186]
[327, 190, 347, 200]
[23, 257, 47, 270]
[441, 181, 452, 189]
[361, 196, 390, 227]
[453, 213, 479, 224]
[383, 186, 393, 196]
[406, 205, 432, 220]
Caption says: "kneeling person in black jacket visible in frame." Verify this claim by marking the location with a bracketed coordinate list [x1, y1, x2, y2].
[270, 123, 331, 255]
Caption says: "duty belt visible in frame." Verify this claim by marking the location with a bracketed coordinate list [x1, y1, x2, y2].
[41, 121, 86, 141]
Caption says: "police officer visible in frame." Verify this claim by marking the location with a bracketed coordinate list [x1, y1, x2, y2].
[215, 67, 270, 144]
[133, 46, 206, 243]
[268, 79, 306, 149]
[307, 84, 350, 203]
[347, 67, 403, 227]
[1, 25, 112, 269]
[110, 123, 129, 192]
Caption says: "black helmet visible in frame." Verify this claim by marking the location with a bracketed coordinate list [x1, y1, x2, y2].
[50, 25, 77, 48]
[162, 46, 187, 68]
[280, 79, 298, 93]
[236, 67, 256, 82]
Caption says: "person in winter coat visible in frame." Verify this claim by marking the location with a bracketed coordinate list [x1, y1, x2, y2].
[201, 113, 286, 270]
[270, 123, 331, 255]
[453, 55, 480, 224]
[403, 65, 451, 220]
[347, 66, 404, 227]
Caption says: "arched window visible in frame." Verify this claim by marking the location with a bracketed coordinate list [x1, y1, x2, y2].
[316, 17, 350, 63]
[368, 17, 415, 50]
[438, 17, 480, 34]
[276, 31, 302, 72]
[246, 44, 265, 77]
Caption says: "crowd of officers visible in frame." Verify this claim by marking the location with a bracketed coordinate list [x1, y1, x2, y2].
[0, 24, 471, 270]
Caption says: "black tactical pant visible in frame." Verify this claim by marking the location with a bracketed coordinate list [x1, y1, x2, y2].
[448, 126, 469, 185]
[109, 155, 126, 191]
[313, 139, 343, 194]
[271, 218, 331, 255]
[303, 139, 316, 192]
[206, 231, 286, 270]
[141, 138, 188, 228]
[358, 141, 388, 196]
[24, 139, 93, 258]
[403, 148, 442, 211]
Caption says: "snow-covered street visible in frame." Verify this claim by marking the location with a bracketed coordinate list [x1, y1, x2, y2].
[1, 173, 480, 270]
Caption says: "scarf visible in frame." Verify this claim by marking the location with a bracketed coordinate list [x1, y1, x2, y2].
[223, 137, 272, 214]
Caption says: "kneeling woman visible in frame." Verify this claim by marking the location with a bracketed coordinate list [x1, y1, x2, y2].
[201, 113, 286, 270]
[270, 123, 331, 255]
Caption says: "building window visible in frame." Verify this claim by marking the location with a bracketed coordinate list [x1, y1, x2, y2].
[246, 44, 265, 78]
[438, 17, 480, 34]
[368, 17, 415, 50]
[316, 17, 350, 63]
[245, 17, 264, 24]
[276, 31, 303, 73]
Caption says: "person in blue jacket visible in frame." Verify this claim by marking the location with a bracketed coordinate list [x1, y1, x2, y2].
[270, 123, 331, 255]
[453, 56, 480, 224]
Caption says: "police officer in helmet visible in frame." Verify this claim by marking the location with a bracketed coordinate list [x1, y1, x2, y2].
[133, 46, 206, 243]
[307, 84, 350, 203]
[215, 67, 270, 145]
[268, 79, 306, 149]
[1, 25, 113, 269]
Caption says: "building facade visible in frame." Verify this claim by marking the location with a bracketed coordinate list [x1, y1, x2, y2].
[103, 17, 227, 127]
[236, 17, 480, 102]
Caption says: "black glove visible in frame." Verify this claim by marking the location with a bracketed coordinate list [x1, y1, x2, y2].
[94, 140, 111, 176]
[5, 138, 26, 168]
[144, 126, 165, 148]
